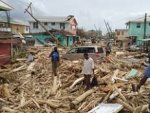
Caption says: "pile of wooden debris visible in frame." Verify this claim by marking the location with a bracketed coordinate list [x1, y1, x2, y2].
[0, 47, 149, 113]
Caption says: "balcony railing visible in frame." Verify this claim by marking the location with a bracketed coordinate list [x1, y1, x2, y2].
[0, 27, 11, 32]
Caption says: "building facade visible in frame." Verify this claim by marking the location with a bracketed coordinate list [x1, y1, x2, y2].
[115, 29, 129, 49]
[28, 30, 80, 47]
[29, 15, 77, 36]
[0, 18, 29, 34]
[126, 16, 150, 45]
[10, 23, 29, 34]
[115, 29, 128, 40]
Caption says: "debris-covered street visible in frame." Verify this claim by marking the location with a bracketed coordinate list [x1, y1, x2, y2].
[0, 46, 149, 113]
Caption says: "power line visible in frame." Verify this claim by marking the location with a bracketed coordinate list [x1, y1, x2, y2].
[11, 0, 30, 7]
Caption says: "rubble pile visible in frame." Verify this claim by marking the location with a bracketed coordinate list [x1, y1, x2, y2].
[0, 47, 149, 113]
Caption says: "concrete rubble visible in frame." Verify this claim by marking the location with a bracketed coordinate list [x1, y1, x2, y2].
[0, 46, 149, 113]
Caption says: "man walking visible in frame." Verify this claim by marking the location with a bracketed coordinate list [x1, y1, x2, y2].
[49, 46, 60, 76]
[136, 65, 150, 90]
[106, 42, 112, 56]
[82, 53, 94, 90]
[136, 50, 150, 90]
[135, 50, 150, 112]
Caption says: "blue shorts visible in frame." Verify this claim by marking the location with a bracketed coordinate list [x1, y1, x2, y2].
[144, 64, 150, 78]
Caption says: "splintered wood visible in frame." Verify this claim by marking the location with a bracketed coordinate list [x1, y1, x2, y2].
[0, 47, 149, 113]
[0, 84, 10, 98]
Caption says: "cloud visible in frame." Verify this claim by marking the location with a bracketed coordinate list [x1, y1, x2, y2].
[4, 0, 45, 20]
[4, 0, 150, 33]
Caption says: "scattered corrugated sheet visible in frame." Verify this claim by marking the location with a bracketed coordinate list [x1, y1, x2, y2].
[0, 16, 29, 26]
[88, 103, 123, 113]
[127, 16, 150, 23]
[29, 15, 74, 23]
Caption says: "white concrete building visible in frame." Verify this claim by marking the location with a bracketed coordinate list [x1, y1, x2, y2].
[29, 15, 77, 35]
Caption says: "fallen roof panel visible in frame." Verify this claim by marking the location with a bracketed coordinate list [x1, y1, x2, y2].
[138, 38, 150, 42]
[88, 103, 123, 113]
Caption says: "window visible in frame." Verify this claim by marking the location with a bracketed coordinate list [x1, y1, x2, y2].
[137, 23, 141, 28]
[0, 23, 8, 27]
[117, 31, 120, 35]
[51, 22, 55, 25]
[72, 25, 76, 30]
[60, 23, 65, 29]
[98, 47, 104, 53]
[44, 22, 48, 26]
[68, 47, 96, 54]
[77, 47, 95, 53]
[0, 23, 4, 27]
[87, 47, 95, 53]
[33, 22, 38, 29]
[26, 27, 29, 31]
[149, 23, 150, 26]
[121, 31, 124, 35]
[68, 48, 78, 54]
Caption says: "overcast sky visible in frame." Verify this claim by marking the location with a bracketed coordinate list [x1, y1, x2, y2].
[3, 0, 150, 33]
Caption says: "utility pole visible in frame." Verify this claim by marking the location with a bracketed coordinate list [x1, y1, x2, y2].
[143, 13, 147, 39]
[94, 24, 98, 40]
[24, 3, 58, 44]
[104, 20, 111, 39]
[143, 13, 147, 52]
[107, 22, 113, 38]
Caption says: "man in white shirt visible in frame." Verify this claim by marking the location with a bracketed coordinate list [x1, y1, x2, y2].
[82, 53, 94, 90]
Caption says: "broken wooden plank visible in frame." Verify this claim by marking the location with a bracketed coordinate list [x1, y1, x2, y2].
[70, 77, 84, 89]
[0, 83, 10, 98]
[36, 99, 61, 108]
[114, 85, 127, 101]
[12, 64, 27, 72]
[1, 107, 19, 113]
[27, 62, 35, 71]
[116, 98, 134, 112]
[109, 89, 121, 101]
[70, 87, 98, 109]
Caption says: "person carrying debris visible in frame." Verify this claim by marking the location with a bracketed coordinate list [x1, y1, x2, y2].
[135, 51, 150, 111]
[136, 65, 150, 90]
[136, 52, 150, 91]
[49, 46, 60, 76]
[82, 53, 95, 90]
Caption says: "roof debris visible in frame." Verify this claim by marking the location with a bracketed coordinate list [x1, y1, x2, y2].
[0, 46, 149, 113]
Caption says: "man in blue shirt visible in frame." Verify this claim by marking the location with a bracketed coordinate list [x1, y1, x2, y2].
[137, 51, 150, 90]
[49, 47, 60, 76]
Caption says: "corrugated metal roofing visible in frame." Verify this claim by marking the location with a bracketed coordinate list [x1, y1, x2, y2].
[0, 16, 29, 26]
[138, 38, 150, 41]
[10, 19, 29, 26]
[88, 103, 123, 113]
[29, 16, 72, 23]
[115, 29, 128, 31]
[127, 16, 150, 23]
[0, 0, 13, 11]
